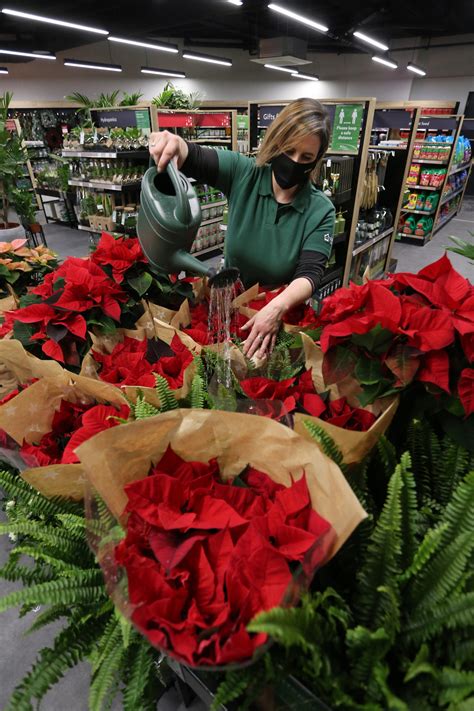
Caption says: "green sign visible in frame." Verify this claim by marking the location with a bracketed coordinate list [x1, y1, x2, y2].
[237, 114, 249, 130]
[330, 104, 363, 153]
[135, 109, 151, 131]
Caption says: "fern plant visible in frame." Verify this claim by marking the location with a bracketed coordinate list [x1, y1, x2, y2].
[0, 468, 164, 709]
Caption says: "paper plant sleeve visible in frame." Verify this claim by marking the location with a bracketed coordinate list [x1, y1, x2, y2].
[76, 408, 366, 559]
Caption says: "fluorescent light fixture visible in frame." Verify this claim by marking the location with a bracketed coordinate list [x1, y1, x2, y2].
[0, 48, 55, 60]
[141, 66, 185, 78]
[267, 4, 328, 33]
[372, 55, 398, 69]
[407, 62, 426, 76]
[0, 67, 8, 73]
[108, 36, 178, 53]
[227, 0, 243, 4]
[264, 63, 295, 73]
[64, 58, 122, 72]
[182, 51, 232, 67]
[2, 8, 108, 35]
[353, 30, 389, 52]
[291, 71, 319, 81]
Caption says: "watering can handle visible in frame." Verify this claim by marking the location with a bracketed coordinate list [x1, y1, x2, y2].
[148, 155, 191, 225]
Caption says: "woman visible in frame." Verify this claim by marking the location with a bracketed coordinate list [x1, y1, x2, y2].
[148, 97, 335, 359]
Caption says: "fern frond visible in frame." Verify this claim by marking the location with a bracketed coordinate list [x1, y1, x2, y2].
[404, 591, 474, 644]
[7, 545, 84, 575]
[399, 523, 448, 583]
[89, 615, 121, 672]
[345, 625, 391, 686]
[211, 669, 254, 711]
[123, 639, 155, 711]
[190, 372, 206, 409]
[409, 532, 474, 612]
[436, 438, 470, 506]
[25, 605, 70, 635]
[407, 419, 432, 502]
[441, 472, 474, 542]
[154, 374, 179, 412]
[0, 560, 54, 586]
[0, 574, 105, 613]
[133, 395, 160, 420]
[5, 615, 103, 711]
[355, 462, 403, 630]
[302, 419, 346, 473]
[88, 637, 127, 711]
[399, 453, 418, 569]
[376, 436, 398, 480]
[0, 469, 81, 518]
[438, 668, 474, 706]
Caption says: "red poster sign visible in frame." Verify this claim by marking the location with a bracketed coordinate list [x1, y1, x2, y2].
[157, 112, 231, 128]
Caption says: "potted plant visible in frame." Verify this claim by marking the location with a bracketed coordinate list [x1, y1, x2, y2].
[11, 189, 43, 243]
[0, 91, 28, 239]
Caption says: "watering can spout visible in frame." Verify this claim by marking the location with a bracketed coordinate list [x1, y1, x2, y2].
[137, 160, 238, 286]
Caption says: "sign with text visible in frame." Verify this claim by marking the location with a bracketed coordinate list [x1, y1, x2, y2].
[330, 103, 363, 153]
[258, 105, 284, 127]
[92, 109, 150, 131]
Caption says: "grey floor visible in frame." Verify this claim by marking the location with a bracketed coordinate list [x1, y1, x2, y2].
[1, 199, 473, 710]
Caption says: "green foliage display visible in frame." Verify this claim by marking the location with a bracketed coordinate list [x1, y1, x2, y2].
[152, 82, 202, 110]
[0, 91, 28, 228]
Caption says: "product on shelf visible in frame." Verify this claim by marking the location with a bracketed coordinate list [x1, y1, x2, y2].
[402, 215, 417, 235]
[424, 193, 440, 212]
[451, 135, 472, 166]
[415, 193, 426, 211]
[405, 192, 418, 210]
[414, 216, 433, 237]
[406, 163, 421, 185]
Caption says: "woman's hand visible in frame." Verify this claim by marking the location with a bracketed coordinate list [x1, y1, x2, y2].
[241, 300, 285, 359]
[148, 130, 189, 172]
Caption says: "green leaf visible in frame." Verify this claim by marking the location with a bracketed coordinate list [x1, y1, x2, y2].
[12, 319, 35, 345]
[355, 357, 386, 385]
[352, 324, 394, 354]
[403, 644, 436, 682]
[357, 381, 389, 407]
[384, 344, 420, 386]
[127, 271, 153, 297]
[87, 315, 117, 334]
[322, 346, 357, 385]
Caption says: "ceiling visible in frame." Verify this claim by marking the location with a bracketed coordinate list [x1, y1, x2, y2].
[1, 0, 473, 62]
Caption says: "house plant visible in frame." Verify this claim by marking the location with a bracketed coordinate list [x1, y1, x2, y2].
[0, 92, 28, 240]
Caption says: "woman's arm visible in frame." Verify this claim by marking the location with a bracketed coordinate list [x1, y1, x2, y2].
[241, 277, 313, 359]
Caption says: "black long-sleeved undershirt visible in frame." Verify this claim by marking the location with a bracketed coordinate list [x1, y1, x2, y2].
[181, 141, 328, 292]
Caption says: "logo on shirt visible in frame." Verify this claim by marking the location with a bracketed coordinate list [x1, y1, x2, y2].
[323, 233, 333, 245]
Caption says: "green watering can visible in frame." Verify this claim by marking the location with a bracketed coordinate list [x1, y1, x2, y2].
[137, 160, 239, 287]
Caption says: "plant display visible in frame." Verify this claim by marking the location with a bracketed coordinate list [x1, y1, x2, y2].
[0, 92, 28, 229]
[10, 189, 37, 227]
[0, 238, 58, 298]
[152, 82, 203, 110]
[447, 233, 474, 262]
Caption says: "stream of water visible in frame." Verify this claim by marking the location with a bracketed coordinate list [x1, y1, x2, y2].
[207, 279, 244, 389]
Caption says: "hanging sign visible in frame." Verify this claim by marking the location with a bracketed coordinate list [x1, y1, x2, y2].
[92, 109, 150, 130]
[330, 104, 364, 153]
[237, 114, 249, 130]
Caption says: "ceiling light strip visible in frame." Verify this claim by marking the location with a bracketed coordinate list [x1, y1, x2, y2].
[0, 66, 8, 73]
[353, 31, 389, 52]
[227, 0, 243, 5]
[141, 66, 185, 78]
[291, 72, 319, 81]
[0, 48, 55, 60]
[372, 55, 398, 69]
[1, 8, 108, 35]
[267, 3, 328, 33]
[108, 36, 178, 53]
[264, 63, 295, 73]
[182, 51, 232, 67]
[407, 62, 426, 76]
[64, 58, 122, 72]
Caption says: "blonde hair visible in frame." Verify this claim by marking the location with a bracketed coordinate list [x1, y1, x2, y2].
[256, 98, 331, 181]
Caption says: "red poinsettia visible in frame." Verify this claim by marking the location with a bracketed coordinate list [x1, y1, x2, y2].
[240, 376, 297, 414]
[321, 397, 376, 432]
[115, 446, 332, 666]
[291, 369, 327, 418]
[153, 335, 194, 390]
[20, 399, 129, 466]
[458, 368, 474, 417]
[90, 232, 146, 283]
[247, 287, 318, 329]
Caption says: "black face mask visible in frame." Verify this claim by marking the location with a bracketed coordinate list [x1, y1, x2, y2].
[270, 153, 317, 190]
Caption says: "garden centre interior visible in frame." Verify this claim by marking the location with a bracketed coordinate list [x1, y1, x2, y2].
[0, 2, 474, 710]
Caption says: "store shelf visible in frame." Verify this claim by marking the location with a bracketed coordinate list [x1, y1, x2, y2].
[37, 187, 67, 198]
[401, 207, 437, 215]
[62, 150, 149, 159]
[201, 216, 223, 227]
[411, 159, 449, 165]
[192, 243, 224, 258]
[24, 140, 44, 147]
[352, 227, 394, 256]
[405, 184, 440, 191]
[78, 225, 123, 236]
[200, 200, 227, 210]
[440, 185, 465, 206]
[396, 232, 426, 246]
[68, 179, 141, 191]
[449, 161, 471, 176]
[369, 145, 407, 151]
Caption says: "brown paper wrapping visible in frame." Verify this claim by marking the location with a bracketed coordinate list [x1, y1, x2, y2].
[0, 371, 128, 500]
[0, 339, 64, 399]
[0, 294, 17, 315]
[77, 408, 367, 559]
[298, 333, 399, 464]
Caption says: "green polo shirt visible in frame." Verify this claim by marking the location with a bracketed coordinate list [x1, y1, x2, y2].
[214, 151, 335, 288]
